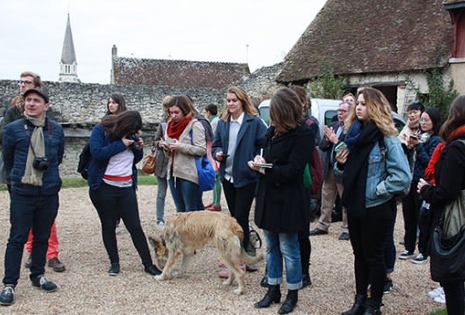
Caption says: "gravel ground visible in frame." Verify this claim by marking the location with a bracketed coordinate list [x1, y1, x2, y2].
[0, 186, 444, 315]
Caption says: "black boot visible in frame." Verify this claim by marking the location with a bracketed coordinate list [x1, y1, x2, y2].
[254, 285, 281, 308]
[342, 294, 367, 315]
[278, 289, 298, 314]
[260, 266, 269, 287]
[361, 299, 382, 315]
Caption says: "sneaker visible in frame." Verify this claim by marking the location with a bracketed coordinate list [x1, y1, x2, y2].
[412, 253, 428, 264]
[338, 232, 350, 240]
[115, 226, 121, 234]
[0, 285, 15, 306]
[428, 286, 444, 299]
[31, 275, 57, 292]
[399, 250, 415, 260]
[157, 221, 165, 231]
[383, 279, 393, 294]
[108, 263, 120, 276]
[24, 255, 32, 269]
[434, 293, 446, 304]
[48, 257, 66, 272]
[144, 264, 162, 276]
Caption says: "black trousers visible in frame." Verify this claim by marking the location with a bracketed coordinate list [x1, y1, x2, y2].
[89, 183, 153, 268]
[348, 199, 396, 304]
[222, 180, 256, 249]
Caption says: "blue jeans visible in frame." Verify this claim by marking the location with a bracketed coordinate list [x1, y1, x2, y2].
[156, 176, 167, 223]
[264, 230, 302, 290]
[89, 183, 153, 267]
[168, 177, 200, 212]
[3, 193, 59, 285]
[385, 207, 397, 274]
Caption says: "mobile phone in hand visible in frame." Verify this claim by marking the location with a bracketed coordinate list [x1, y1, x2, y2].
[335, 142, 347, 152]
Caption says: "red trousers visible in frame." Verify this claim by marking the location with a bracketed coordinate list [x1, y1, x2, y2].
[25, 220, 59, 260]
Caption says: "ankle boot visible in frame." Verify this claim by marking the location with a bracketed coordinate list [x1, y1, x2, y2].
[278, 289, 298, 314]
[342, 294, 367, 315]
[254, 284, 281, 308]
[362, 299, 382, 315]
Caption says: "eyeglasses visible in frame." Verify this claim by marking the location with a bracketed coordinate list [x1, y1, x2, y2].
[338, 109, 348, 113]
[18, 80, 33, 85]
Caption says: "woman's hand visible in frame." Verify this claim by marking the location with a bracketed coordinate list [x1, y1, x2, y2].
[137, 137, 144, 149]
[168, 139, 179, 150]
[122, 137, 133, 147]
[335, 146, 349, 164]
[247, 155, 266, 171]
[417, 178, 431, 194]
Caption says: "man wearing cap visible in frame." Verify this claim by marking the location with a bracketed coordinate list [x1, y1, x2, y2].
[0, 72, 66, 273]
[0, 89, 65, 306]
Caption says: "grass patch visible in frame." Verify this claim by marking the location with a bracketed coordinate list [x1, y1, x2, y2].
[0, 174, 158, 191]
[428, 309, 447, 315]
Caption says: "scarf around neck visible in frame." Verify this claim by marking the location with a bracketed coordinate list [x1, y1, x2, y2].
[342, 120, 383, 217]
[167, 116, 192, 140]
[21, 116, 46, 186]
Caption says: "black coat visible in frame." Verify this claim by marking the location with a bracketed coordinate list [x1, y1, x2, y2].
[319, 121, 345, 181]
[254, 123, 314, 233]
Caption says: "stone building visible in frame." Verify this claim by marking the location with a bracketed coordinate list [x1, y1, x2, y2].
[277, 0, 464, 115]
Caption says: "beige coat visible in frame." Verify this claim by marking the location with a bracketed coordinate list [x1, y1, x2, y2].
[165, 119, 206, 184]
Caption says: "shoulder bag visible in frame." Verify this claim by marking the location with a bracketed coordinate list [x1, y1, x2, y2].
[189, 130, 215, 191]
[142, 147, 156, 174]
[430, 163, 465, 282]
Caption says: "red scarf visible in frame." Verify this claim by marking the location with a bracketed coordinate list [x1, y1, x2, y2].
[424, 125, 465, 182]
[167, 116, 192, 140]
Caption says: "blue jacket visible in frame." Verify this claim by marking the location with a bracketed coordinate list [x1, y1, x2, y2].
[212, 113, 267, 188]
[87, 124, 143, 190]
[335, 135, 412, 208]
[3, 117, 64, 196]
[412, 133, 441, 182]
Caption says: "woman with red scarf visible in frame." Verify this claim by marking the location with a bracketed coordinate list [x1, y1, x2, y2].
[164, 95, 206, 212]
[418, 95, 465, 315]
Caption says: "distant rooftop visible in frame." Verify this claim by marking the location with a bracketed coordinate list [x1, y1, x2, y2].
[111, 46, 250, 89]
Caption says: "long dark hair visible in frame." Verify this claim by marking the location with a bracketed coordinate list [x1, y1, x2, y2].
[106, 93, 127, 115]
[101, 110, 142, 141]
[439, 95, 465, 141]
[269, 87, 303, 135]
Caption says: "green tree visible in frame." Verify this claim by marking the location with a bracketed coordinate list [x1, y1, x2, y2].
[306, 63, 350, 99]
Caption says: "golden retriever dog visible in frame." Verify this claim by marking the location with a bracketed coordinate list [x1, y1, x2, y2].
[148, 211, 263, 295]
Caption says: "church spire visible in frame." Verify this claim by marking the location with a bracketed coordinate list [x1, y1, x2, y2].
[59, 14, 80, 83]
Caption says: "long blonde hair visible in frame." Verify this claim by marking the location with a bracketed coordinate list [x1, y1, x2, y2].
[345, 87, 398, 136]
[221, 86, 258, 121]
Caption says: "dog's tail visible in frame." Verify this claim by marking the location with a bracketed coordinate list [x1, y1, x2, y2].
[240, 249, 264, 265]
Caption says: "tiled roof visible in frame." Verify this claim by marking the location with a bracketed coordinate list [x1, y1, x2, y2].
[277, 0, 453, 83]
[112, 57, 250, 89]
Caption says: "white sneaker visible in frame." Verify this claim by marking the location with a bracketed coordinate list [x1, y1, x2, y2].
[428, 286, 444, 299]
[412, 253, 428, 264]
[115, 226, 121, 234]
[399, 250, 415, 260]
[433, 293, 446, 304]
[157, 221, 165, 231]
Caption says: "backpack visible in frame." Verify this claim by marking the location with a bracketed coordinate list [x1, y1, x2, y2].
[77, 143, 91, 180]
[304, 117, 323, 195]
[310, 147, 323, 195]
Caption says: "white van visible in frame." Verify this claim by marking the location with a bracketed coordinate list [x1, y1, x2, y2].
[258, 98, 341, 138]
[258, 98, 406, 136]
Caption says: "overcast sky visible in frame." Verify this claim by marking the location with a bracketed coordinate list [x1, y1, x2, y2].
[0, 0, 326, 84]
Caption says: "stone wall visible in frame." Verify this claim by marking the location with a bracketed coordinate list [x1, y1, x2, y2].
[0, 64, 280, 177]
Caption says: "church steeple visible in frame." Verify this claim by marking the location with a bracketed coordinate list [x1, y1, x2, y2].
[59, 14, 80, 83]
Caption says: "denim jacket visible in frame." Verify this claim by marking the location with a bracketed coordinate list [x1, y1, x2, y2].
[335, 135, 412, 208]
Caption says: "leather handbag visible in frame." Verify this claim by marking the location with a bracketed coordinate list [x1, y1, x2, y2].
[430, 225, 465, 283]
[142, 147, 156, 174]
[430, 188, 465, 282]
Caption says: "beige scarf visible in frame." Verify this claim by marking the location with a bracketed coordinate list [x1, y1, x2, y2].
[21, 117, 46, 186]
